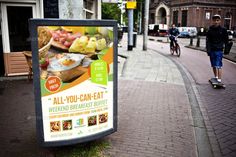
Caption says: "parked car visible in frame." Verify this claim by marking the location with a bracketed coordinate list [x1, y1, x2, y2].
[158, 24, 168, 37]
[148, 24, 159, 36]
[148, 24, 168, 36]
[178, 30, 190, 38]
[233, 30, 236, 38]
[178, 27, 197, 38]
[227, 30, 233, 41]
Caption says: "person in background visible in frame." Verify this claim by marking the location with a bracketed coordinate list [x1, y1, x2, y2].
[206, 14, 229, 83]
[168, 24, 180, 49]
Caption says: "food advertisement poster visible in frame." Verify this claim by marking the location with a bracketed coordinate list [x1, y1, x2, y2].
[29, 19, 117, 146]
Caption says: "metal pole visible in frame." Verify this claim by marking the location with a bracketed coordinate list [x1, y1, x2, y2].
[196, 36, 200, 47]
[128, 9, 134, 51]
[190, 37, 193, 46]
[121, 12, 123, 25]
[138, 2, 142, 34]
[143, 0, 149, 51]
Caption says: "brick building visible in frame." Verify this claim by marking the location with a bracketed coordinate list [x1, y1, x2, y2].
[149, 0, 236, 30]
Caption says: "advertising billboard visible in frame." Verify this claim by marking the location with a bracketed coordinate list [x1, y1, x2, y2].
[29, 19, 117, 146]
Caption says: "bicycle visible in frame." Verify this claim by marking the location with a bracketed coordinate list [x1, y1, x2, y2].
[170, 36, 181, 57]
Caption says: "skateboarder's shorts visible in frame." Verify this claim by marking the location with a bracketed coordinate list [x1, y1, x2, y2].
[209, 51, 223, 68]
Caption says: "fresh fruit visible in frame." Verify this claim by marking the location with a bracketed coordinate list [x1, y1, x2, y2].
[39, 58, 49, 70]
[96, 38, 107, 50]
[69, 36, 89, 53]
[61, 26, 85, 35]
[47, 26, 60, 31]
[85, 27, 97, 35]
[108, 29, 113, 40]
[64, 41, 73, 48]
[85, 37, 97, 53]
[51, 29, 81, 49]
[98, 27, 109, 36]
[61, 26, 73, 32]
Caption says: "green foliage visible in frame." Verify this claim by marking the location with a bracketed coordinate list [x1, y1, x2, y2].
[101, 1, 144, 26]
[56, 140, 110, 157]
[102, 3, 121, 21]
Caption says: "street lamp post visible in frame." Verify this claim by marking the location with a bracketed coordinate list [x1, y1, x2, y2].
[143, 0, 150, 51]
[128, 8, 134, 50]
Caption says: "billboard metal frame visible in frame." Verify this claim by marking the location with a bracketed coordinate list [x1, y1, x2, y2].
[29, 19, 118, 147]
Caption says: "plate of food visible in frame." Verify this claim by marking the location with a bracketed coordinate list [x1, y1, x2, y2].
[99, 113, 108, 124]
[47, 53, 85, 72]
[48, 26, 112, 55]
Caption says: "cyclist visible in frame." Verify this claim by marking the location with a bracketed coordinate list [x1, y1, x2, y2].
[168, 24, 180, 49]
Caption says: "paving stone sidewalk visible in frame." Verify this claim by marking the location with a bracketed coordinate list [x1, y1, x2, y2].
[148, 35, 236, 157]
[0, 34, 212, 157]
[105, 34, 199, 157]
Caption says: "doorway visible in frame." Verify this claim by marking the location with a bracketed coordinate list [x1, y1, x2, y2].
[157, 7, 167, 24]
[224, 12, 232, 30]
[0, 24, 4, 76]
[1, 3, 36, 75]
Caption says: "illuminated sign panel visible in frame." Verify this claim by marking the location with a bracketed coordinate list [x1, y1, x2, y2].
[29, 19, 117, 146]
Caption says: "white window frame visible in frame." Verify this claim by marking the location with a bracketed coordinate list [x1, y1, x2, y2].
[83, 0, 96, 19]
[1, 3, 37, 53]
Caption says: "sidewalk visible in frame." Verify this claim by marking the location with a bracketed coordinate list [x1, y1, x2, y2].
[0, 34, 212, 157]
[104, 34, 211, 157]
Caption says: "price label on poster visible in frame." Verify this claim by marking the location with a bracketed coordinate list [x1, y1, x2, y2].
[91, 60, 108, 85]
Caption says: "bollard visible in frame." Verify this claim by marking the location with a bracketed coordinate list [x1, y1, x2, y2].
[190, 37, 193, 46]
[196, 36, 200, 47]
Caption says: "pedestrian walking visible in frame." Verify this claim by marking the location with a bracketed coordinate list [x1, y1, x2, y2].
[206, 14, 229, 83]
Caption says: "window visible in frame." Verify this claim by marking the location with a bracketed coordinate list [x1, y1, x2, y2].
[1, 3, 36, 53]
[206, 12, 210, 20]
[173, 11, 178, 25]
[224, 12, 232, 30]
[150, 13, 155, 24]
[43, 0, 59, 18]
[7, 6, 32, 52]
[0, 12, 4, 76]
[83, 0, 95, 19]
[181, 10, 188, 27]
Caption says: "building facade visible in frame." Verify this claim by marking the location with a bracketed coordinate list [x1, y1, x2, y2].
[0, 0, 101, 76]
[149, 0, 236, 30]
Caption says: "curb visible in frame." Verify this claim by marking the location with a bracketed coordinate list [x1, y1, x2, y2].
[149, 38, 170, 43]
[0, 76, 28, 81]
[118, 55, 128, 78]
[118, 53, 128, 59]
[149, 47, 214, 157]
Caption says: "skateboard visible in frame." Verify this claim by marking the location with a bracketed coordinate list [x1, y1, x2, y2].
[209, 78, 226, 89]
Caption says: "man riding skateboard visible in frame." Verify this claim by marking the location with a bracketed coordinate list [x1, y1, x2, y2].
[206, 14, 229, 85]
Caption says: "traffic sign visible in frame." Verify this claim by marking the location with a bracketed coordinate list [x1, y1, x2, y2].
[126, 1, 136, 9]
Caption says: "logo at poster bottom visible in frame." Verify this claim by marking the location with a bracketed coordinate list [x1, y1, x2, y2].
[75, 118, 86, 128]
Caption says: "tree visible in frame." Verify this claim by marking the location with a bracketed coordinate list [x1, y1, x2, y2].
[102, 3, 120, 21]
[101, 0, 144, 28]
